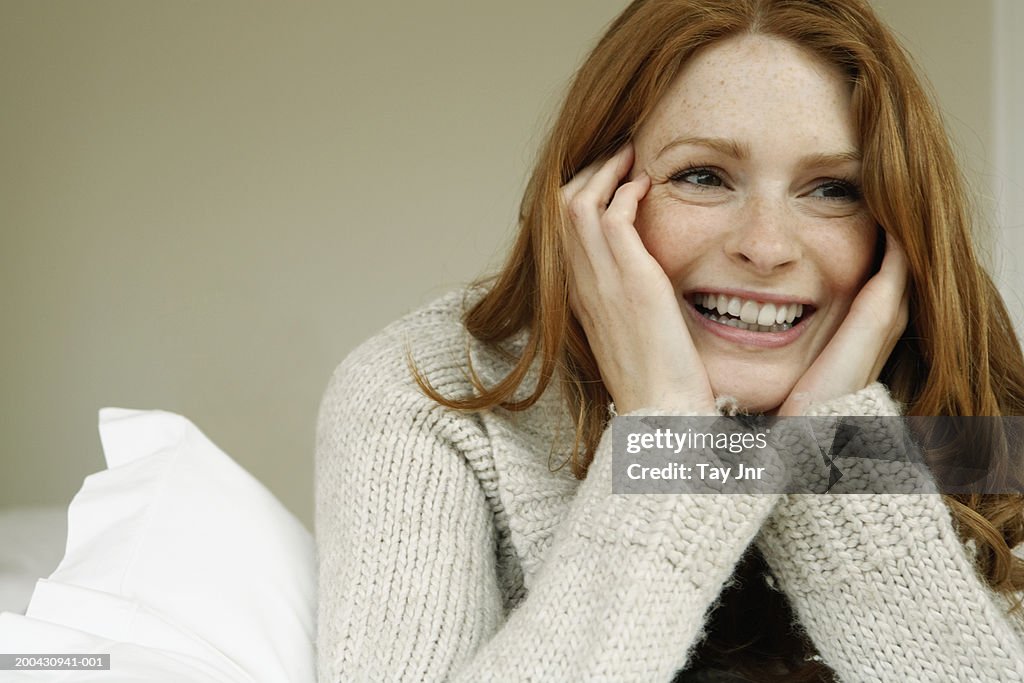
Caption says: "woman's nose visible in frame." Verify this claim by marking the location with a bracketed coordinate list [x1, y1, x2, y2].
[724, 195, 801, 274]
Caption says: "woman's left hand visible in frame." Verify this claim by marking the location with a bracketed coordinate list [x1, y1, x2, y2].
[777, 233, 910, 417]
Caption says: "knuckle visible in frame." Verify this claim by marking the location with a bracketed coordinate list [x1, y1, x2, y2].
[603, 204, 631, 227]
[566, 200, 583, 223]
[599, 212, 617, 233]
[600, 204, 631, 230]
[612, 182, 636, 203]
[567, 195, 591, 223]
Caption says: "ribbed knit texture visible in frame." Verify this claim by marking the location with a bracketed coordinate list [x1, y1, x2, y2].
[316, 290, 1024, 682]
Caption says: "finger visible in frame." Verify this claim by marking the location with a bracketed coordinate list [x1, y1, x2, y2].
[601, 173, 653, 268]
[560, 162, 601, 204]
[571, 143, 634, 217]
[564, 145, 635, 277]
[561, 148, 629, 241]
[569, 173, 654, 317]
[869, 233, 910, 335]
[898, 280, 910, 332]
[566, 274, 583, 322]
[561, 144, 633, 209]
[878, 232, 909, 294]
[564, 233, 602, 304]
[885, 236, 911, 337]
[844, 234, 908, 328]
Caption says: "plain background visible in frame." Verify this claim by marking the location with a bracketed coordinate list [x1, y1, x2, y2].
[2, 1, 1021, 530]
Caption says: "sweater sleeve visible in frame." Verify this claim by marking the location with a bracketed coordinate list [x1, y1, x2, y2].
[315, 357, 781, 682]
[755, 383, 1024, 682]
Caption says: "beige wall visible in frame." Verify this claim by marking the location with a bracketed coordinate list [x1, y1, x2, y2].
[875, 0, 993, 203]
[993, 0, 1024, 340]
[873, 0, 998, 261]
[1, 1, 1013, 529]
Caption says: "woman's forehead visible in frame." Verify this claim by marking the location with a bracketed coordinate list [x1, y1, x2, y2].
[638, 34, 858, 159]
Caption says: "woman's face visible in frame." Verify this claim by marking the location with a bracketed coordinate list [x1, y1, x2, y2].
[632, 34, 877, 413]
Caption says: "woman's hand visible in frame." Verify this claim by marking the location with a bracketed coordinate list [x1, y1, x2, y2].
[561, 143, 716, 415]
[777, 233, 910, 417]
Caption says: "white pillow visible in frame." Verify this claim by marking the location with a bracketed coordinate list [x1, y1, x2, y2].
[0, 408, 315, 682]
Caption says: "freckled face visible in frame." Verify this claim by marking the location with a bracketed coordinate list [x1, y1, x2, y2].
[632, 34, 877, 413]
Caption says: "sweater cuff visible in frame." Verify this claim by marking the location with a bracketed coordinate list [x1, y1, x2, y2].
[789, 383, 936, 494]
[803, 382, 902, 418]
[756, 492, 1024, 680]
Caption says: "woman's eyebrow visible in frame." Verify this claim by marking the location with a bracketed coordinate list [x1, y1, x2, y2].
[655, 136, 862, 169]
[799, 150, 862, 168]
[655, 135, 749, 160]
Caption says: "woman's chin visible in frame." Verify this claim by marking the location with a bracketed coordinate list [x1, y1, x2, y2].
[709, 378, 795, 415]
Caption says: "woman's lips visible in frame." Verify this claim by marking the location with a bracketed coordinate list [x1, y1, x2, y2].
[685, 295, 813, 348]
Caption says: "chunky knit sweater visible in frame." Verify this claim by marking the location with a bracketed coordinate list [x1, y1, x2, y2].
[315, 289, 1024, 682]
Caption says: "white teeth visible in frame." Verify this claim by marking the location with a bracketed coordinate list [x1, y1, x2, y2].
[702, 311, 793, 333]
[739, 300, 760, 324]
[692, 293, 808, 333]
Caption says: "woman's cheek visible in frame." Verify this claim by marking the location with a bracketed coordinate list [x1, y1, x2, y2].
[808, 220, 878, 297]
[635, 193, 716, 279]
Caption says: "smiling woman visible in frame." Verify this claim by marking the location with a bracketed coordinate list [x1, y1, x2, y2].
[315, 0, 1024, 681]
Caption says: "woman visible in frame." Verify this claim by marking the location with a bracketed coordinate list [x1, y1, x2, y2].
[316, 0, 1024, 680]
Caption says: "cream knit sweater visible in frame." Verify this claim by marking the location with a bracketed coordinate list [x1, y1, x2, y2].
[315, 290, 1024, 682]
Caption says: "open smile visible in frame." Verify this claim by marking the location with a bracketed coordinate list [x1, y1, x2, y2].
[685, 290, 816, 347]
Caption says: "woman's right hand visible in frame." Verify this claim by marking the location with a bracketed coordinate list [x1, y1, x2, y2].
[561, 143, 716, 415]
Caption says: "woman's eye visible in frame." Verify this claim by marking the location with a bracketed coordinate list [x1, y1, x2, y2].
[809, 180, 861, 201]
[670, 168, 724, 188]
